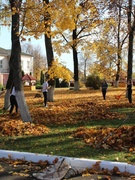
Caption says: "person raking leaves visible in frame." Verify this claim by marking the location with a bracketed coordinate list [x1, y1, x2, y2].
[9, 84, 18, 114]
[42, 78, 51, 107]
[101, 79, 108, 100]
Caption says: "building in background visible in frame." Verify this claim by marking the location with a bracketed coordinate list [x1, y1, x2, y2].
[0, 47, 33, 86]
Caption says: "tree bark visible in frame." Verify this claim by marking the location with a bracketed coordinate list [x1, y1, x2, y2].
[72, 29, 79, 90]
[126, 0, 134, 104]
[43, 0, 55, 101]
[127, 0, 134, 81]
[5, 0, 32, 122]
[115, 0, 122, 87]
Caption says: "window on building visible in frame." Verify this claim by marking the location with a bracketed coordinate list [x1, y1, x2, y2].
[0, 60, 2, 68]
[27, 61, 30, 69]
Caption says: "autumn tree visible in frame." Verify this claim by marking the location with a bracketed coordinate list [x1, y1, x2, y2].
[2, 0, 32, 122]
[42, 0, 55, 101]
[97, 0, 135, 87]
[85, 16, 118, 80]
[15, 0, 73, 101]
[105, 0, 129, 86]
[15, 0, 56, 101]
[3, 0, 134, 96]
[52, 0, 103, 90]
[47, 59, 72, 82]
[7, 0, 102, 93]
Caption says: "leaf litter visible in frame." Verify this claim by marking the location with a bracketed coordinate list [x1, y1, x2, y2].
[0, 89, 135, 178]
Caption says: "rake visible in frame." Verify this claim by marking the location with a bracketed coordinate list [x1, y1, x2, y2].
[96, 108, 135, 148]
[114, 90, 126, 100]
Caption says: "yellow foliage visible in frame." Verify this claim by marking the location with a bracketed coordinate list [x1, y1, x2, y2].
[47, 59, 72, 82]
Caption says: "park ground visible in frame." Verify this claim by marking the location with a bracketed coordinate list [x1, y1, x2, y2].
[0, 87, 135, 179]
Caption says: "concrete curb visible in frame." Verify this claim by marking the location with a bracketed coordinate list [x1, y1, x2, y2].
[0, 150, 135, 174]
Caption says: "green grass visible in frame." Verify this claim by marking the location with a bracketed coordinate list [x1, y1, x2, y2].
[0, 107, 135, 163]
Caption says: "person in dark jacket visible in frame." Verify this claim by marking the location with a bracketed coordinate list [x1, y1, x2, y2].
[9, 86, 18, 114]
[127, 79, 132, 103]
[101, 79, 108, 100]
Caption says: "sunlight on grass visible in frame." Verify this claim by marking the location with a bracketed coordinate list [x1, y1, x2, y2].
[111, 108, 135, 113]
[0, 87, 135, 163]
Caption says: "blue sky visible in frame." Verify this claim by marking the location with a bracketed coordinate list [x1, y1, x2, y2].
[0, 26, 73, 71]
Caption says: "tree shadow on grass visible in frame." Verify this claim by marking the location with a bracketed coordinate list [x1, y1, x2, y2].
[0, 128, 132, 162]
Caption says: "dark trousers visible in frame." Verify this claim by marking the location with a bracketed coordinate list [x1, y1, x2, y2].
[102, 90, 106, 100]
[10, 95, 18, 113]
[43, 91, 48, 106]
[128, 90, 132, 103]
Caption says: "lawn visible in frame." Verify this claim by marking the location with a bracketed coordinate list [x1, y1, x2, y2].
[0, 87, 135, 164]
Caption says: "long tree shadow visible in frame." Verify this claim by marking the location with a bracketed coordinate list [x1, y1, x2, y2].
[0, 129, 129, 161]
[0, 88, 135, 162]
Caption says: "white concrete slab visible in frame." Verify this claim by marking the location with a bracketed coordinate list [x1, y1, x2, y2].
[0, 149, 135, 174]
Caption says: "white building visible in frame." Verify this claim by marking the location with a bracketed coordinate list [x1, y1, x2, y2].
[0, 47, 33, 86]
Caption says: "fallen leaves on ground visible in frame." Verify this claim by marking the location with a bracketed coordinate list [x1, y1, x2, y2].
[0, 88, 134, 141]
[81, 161, 133, 179]
[0, 89, 135, 179]
[73, 126, 135, 151]
[30, 101, 126, 125]
[0, 157, 49, 177]
[0, 115, 49, 136]
[0, 157, 134, 179]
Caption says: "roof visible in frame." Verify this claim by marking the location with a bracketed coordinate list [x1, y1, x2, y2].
[22, 74, 36, 81]
[0, 48, 8, 55]
[0, 47, 33, 57]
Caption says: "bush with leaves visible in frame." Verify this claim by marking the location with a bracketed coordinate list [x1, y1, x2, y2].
[60, 80, 69, 87]
[36, 81, 42, 89]
[55, 78, 60, 88]
[85, 75, 101, 90]
[55, 79, 69, 88]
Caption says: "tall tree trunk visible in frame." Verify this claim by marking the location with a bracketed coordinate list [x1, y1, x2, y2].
[115, 0, 122, 87]
[127, 0, 135, 104]
[5, 0, 32, 122]
[127, 0, 134, 81]
[44, 33, 55, 102]
[115, 52, 122, 87]
[72, 29, 79, 90]
[43, 0, 55, 102]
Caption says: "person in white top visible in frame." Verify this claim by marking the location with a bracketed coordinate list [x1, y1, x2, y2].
[9, 85, 18, 114]
[42, 79, 51, 107]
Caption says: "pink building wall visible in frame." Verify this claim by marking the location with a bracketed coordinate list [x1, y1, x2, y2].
[0, 73, 9, 86]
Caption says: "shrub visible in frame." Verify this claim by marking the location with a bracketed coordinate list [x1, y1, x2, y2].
[85, 75, 101, 90]
[36, 82, 42, 89]
[55, 78, 60, 88]
[36, 85, 42, 89]
[59, 80, 69, 87]
[40, 71, 44, 85]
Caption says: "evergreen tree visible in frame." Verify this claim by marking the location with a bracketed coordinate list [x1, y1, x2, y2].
[40, 71, 44, 85]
